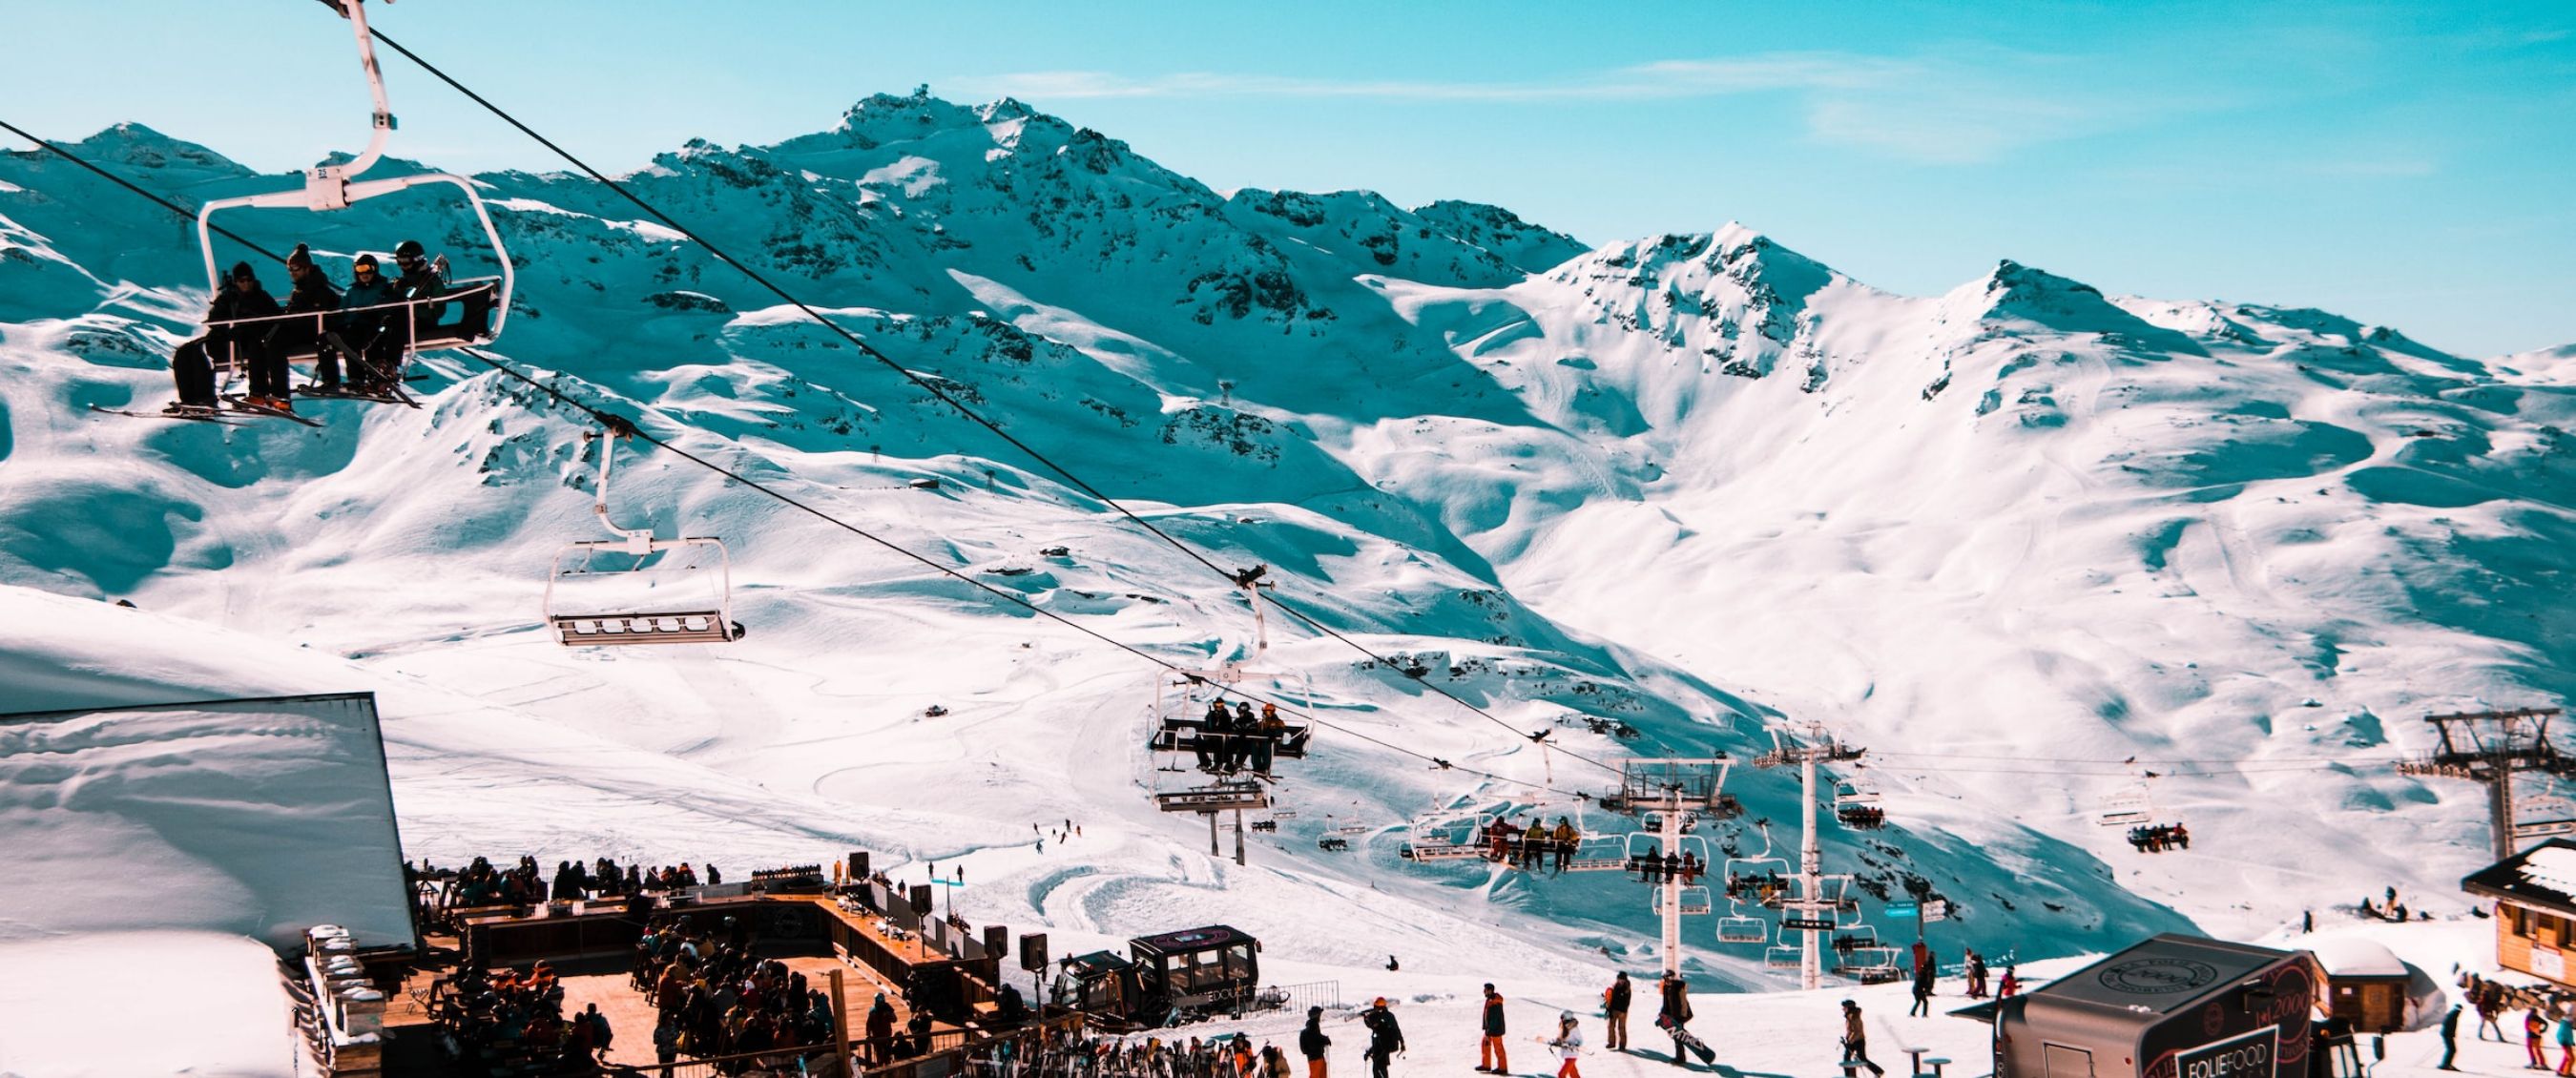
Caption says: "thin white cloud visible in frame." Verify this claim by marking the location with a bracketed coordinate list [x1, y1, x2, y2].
[954, 49, 2223, 165]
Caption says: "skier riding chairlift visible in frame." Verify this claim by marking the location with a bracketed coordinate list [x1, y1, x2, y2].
[167, 0, 514, 418]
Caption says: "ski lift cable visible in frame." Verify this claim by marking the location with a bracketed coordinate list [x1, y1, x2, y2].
[0, 117, 288, 264]
[450, 343, 1583, 798]
[0, 124, 1584, 804]
[1873, 750, 2357, 766]
[362, 28, 1628, 780]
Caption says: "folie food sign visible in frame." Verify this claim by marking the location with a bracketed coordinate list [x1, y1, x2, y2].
[2178, 1026, 2277, 1078]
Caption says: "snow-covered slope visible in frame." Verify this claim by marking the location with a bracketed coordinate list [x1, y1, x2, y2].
[0, 93, 2562, 988]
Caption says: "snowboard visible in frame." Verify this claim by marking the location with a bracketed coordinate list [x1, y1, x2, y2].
[1654, 1016, 1716, 1064]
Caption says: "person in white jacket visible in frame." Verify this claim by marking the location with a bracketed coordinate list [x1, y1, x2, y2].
[1551, 1012, 1586, 1078]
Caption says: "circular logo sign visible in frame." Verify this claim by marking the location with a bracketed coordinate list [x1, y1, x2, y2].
[2097, 958, 2222, 994]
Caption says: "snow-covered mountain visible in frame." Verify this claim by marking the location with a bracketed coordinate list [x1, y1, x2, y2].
[2, 91, 2567, 984]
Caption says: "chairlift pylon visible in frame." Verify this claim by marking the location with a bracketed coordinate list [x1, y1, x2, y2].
[544, 428, 742, 646]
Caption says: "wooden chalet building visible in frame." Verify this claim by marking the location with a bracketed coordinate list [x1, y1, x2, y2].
[2463, 838, 2576, 986]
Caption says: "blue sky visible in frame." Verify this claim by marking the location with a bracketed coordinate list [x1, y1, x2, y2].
[5, 1, 2570, 356]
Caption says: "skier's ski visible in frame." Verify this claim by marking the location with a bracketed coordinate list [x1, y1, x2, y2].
[88, 403, 246, 425]
[300, 383, 419, 407]
[218, 395, 326, 427]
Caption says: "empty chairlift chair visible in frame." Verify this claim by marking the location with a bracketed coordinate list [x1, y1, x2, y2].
[545, 429, 743, 646]
[1654, 885, 1714, 916]
[1716, 906, 1771, 944]
[2097, 781, 2156, 827]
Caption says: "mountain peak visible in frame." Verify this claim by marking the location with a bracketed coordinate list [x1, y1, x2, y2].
[1956, 259, 2204, 353]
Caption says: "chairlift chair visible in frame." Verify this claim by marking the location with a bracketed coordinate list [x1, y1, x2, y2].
[193, 0, 513, 382]
[1398, 812, 1491, 862]
[1563, 834, 1631, 872]
[1839, 945, 1905, 984]
[1723, 856, 1790, 901]
[1716, 911, 1770, 944]
[1653, 885, 1714, 917]
[1763, 943, 1802, 969]
[545, 430, 741, 646]
[2097, 781, 2156, 827]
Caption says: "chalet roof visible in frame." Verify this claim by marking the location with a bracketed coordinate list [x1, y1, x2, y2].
[2463, 839, 2576, 915]
[2306, 937, 2409, 980]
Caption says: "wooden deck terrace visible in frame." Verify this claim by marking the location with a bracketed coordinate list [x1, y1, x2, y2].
[380, 891, 1014, 1076]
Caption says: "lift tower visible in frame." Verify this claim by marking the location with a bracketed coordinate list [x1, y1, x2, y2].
[1600, 758, 1742, 978]
[2399, 708, 2576, 860]
[1754, 721, 1865, 991]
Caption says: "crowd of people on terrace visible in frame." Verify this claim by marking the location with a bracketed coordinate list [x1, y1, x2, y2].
[629, 914, 842, 1074]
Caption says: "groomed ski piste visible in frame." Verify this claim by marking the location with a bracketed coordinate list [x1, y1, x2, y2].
[1, 55, 2570, 1078]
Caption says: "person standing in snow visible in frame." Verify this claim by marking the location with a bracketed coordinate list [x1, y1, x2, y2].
[1998, 964, 2020, 998]
[1550, 1012, 1586, 1078]
[1478, 984, 1510, 1073]
[1299, 1005, 1331, 1078]
[1910, 955, 1936, 1017]
[2478, 982, 2506, 1042]
[2526, 1007, 2549, 1070]
[2440, 1004, 2462, 1070]
[1363, 998, 1404, 1078]
[1840, 1000, 1885, 1077]
[1603, 971, 1631, 1051]
[2556, 1010, 2575, 1077]
[1656, 973, 1693, 1068]
[1963, 951, 1987, 999]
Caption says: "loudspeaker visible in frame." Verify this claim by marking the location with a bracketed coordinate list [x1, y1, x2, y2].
[848, 852, 870, 881]
[1020, 932, 1049, 973]
[908, 883, 932, 915]
[985, 924, 1009, 958]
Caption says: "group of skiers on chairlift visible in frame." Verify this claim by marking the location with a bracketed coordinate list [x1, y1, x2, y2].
[2127, 822, 2190, 852]
[1627, 849, 1706, 886]
[1194, 698, 1291, 777]
[1485, 816, 1583, 872]
[168, 238, 492, 414]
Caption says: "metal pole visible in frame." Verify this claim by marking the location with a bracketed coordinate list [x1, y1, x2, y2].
[831, 967, 855, 1078]
[1235, 809, 1248, 866]
[1800, 749, 1821, 992]
[1660, 807, 1684, 979]
[1208, 812, 1220, 857]
[2495, 764, 2518, 860]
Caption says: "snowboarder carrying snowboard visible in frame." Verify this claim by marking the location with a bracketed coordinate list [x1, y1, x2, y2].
[1655, 973, 1712, 1068]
